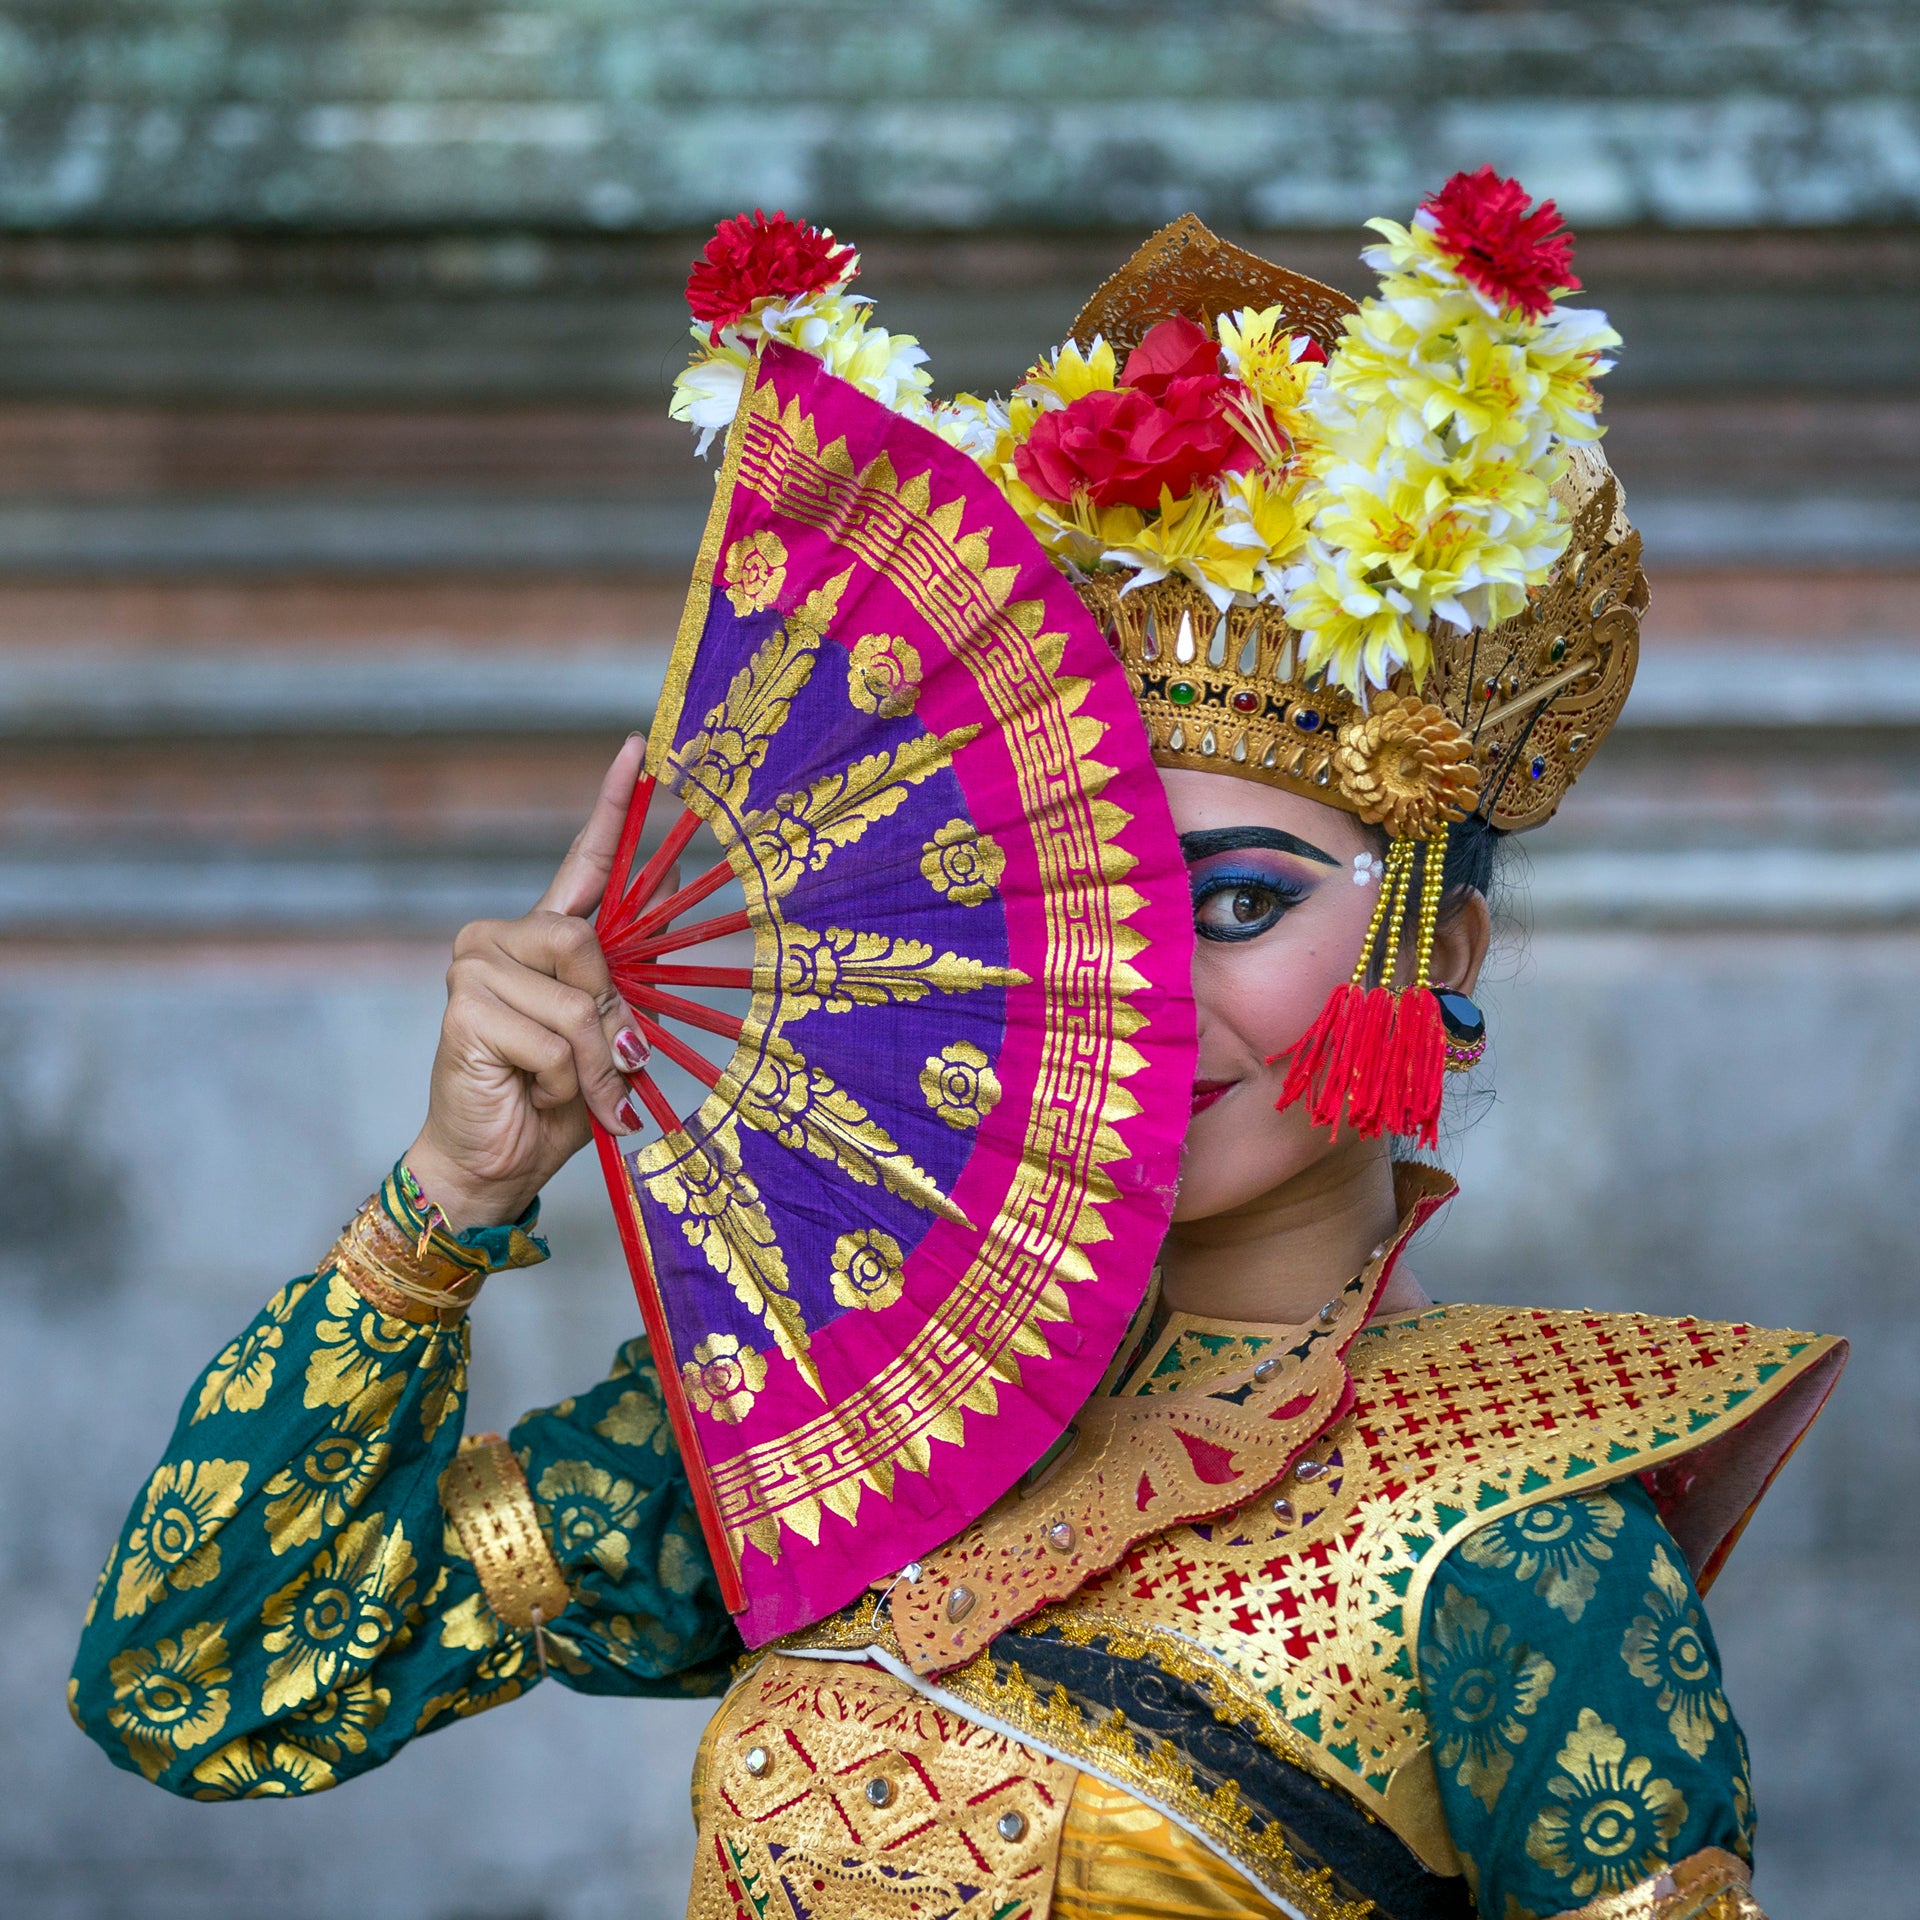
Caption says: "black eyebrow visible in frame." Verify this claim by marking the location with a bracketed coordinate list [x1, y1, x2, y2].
[1179, 827, 1343, 869]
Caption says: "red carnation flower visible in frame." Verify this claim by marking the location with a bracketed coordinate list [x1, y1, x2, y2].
[1120, 315, 1222, 398]
[1421, 166, 1579, 322]
[686, 209, 857, 337]
[1015, 375, 1255, 511]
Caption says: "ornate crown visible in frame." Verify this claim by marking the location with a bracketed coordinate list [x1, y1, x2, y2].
[1064, 217, 1645, 839]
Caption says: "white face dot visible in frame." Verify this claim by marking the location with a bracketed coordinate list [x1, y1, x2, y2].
[1353, 852, 1383, 886]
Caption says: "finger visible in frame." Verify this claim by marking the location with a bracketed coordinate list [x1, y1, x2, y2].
[446, 989, 581, 1113]
[476, 955, 634, 1131]
[481, 910, 655, 1095]
[539, 732, 649, 918]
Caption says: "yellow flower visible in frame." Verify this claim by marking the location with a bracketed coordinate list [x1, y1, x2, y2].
[1100, 488, 1252, 610]
[1282, 541, 1428, 695]
[190, 1734, 336, 1800]
[114, 1458, 249, 1620]
[1216, 305, 1324, 454]
[680, 1333, 768, 1427]
[1620, 1543, 1730, 1760]
[829, 1230, 907, 1313]
[1017, 336, 1119, 409]
[847, 632, 922, 716]
[722, 530, 789, 616]
[260, 1513, 418, 1714]
[107, 1619, 232, 1781]
[194, 1274, 312, 1421]
[535, 1459, 646, 1579]
[1525, 1710, 1687, 1901]
[921, 1041, 1001, 1131]
[263, 1376, 401, 1553]
[920, 819, 1006, 906]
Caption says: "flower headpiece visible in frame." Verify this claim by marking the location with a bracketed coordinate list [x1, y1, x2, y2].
[669, 177, 1645, 1150]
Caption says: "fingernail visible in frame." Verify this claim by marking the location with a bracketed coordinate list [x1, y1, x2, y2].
[613, 1096, 642, 1134]
[613, 1027, 651, 1070]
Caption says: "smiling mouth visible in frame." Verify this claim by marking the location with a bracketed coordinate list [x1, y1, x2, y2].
[1191, 1078, 1236, 1114]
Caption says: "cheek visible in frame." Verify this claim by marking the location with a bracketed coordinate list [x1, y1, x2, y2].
[1196, 884, 1377, 1058]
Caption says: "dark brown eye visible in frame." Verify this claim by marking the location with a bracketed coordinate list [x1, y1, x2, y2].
[1194, 879, 1297, 940]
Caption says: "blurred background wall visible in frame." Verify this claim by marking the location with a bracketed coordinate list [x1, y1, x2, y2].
[2, 4, 1916, 1917]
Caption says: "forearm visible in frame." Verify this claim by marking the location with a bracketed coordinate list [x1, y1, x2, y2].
[69, 1165, 548, 1794]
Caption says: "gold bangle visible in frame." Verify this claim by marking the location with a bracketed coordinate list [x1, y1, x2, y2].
[1562, 1849, 1762, 1920]
[442, 1434, 572, 1634]
[325, 1183, 490, 1327]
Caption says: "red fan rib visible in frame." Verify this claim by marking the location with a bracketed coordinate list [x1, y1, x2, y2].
[629, 853, 737, 942]
[626, 962, 755, 989]
[611, 807, 703, 931]
[625, 1068, 683, 1135]
[631, 1013, 725, 1090]
[618, 907, 751, 963]
[602, 773, 656, 919]
[625, 983, 746, 1044]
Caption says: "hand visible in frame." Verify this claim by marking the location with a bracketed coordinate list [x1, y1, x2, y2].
[404, 734, 660, 1230]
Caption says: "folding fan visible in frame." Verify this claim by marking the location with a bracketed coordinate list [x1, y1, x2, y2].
[592, 343, 1195, 1645]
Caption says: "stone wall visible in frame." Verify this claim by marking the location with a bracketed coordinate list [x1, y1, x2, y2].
[1, 2, 1917, 230]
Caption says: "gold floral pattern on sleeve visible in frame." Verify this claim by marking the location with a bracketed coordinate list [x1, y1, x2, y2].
[106, 1619, 232, 1781]
[593, 1385, 673, 1454]
[192, 1275, 313, 1422]
[1525, 1709, 1689, 1904]
[261, 1377, 402, 1553]
[281, 1674, 391, 1762]
[533, 1459, 646, 1579]
[303, 1271, 466, 1441]
[189, 1734, 338, 1799]
[1459, 1491, 1627, 1623]
[1421, 1583, 1556, 1811]
[113, 1461, 250, 1621]
[260, 1513, 419, 1715]
[415, 1638, 535, 1731]
[1620, 1544, 1732, 1762]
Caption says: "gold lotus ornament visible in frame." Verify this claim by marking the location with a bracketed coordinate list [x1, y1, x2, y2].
[1332, 694, 1481, 841]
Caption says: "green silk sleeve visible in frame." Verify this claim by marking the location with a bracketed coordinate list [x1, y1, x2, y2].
[69, 1166, 741, 1801]
[1417, 1477, 1755, 1919]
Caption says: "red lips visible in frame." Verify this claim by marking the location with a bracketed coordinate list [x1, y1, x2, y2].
[1191, 1078, 1235, 1115]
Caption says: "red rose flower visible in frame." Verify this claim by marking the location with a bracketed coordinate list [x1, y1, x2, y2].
[1015, 376, 1255, 511]
[1120, 315, 1222, 398]
[1421, 166, 1579, 322]
[686, 209, 857, 337]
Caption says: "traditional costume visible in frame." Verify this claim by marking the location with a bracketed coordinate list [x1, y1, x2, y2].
[73, 177, 1845, 1920]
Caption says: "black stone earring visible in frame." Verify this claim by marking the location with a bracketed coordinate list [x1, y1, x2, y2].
[1435, 990, 1486, 1072]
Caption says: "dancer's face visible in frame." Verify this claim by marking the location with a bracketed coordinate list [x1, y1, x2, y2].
[1159, 769, 1400, 1222]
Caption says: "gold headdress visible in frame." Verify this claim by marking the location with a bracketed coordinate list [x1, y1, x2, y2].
[1065, 216, 1643, 841]
[669, 177, 1641, 1146]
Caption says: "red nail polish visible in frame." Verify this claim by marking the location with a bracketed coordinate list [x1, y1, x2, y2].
[614, 1027, 651, 1071]
[613, 1096, 642, 1133]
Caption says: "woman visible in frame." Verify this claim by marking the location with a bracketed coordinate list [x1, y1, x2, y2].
[72, 186, 1844, 1920]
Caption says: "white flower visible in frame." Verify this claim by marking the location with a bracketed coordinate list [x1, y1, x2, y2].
[668, 349, 750, 456]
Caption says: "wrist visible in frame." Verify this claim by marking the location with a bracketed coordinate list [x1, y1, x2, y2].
[402, 1133, 543, 1234]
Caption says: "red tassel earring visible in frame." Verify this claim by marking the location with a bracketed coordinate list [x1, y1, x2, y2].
[1271, 823, 1453, 1149]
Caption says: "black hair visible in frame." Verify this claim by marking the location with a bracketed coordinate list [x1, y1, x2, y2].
[1359, 812, 1507, 921]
